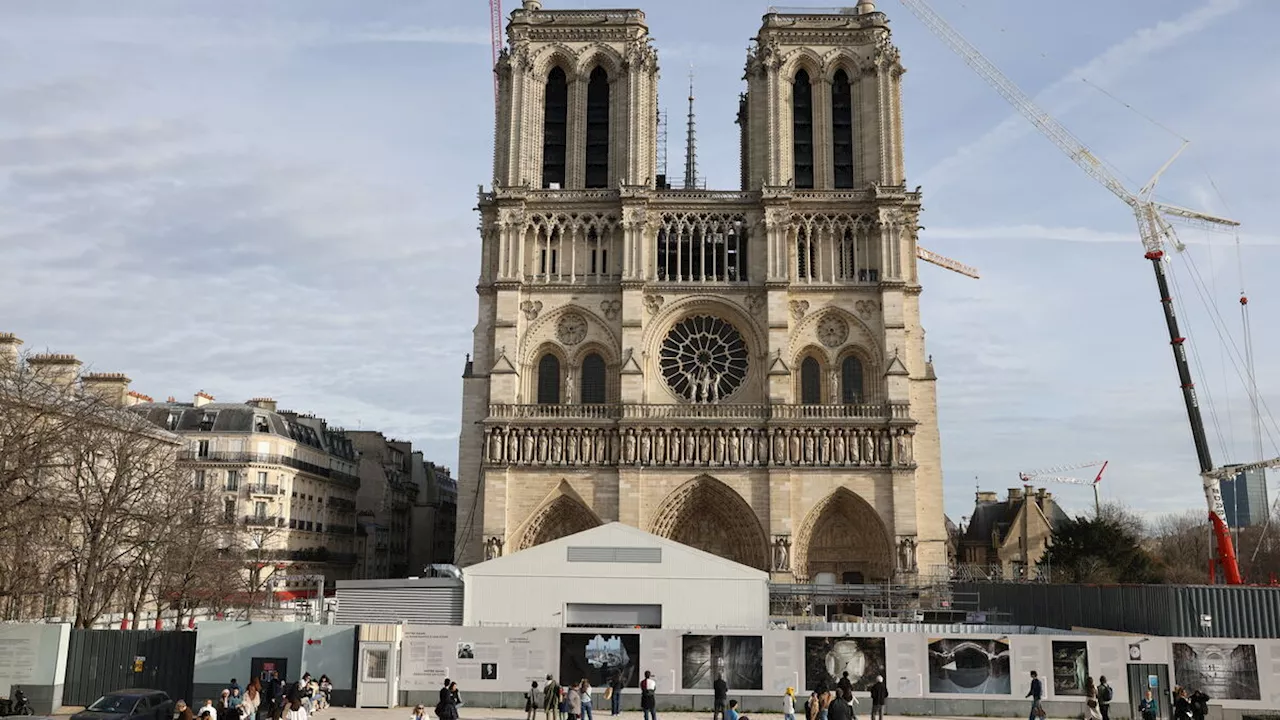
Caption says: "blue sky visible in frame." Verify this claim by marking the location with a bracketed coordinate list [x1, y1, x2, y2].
[2, 0, 1277, 526]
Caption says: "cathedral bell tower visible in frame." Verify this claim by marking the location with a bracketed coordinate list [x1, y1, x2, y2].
[458, 2, 945, 585]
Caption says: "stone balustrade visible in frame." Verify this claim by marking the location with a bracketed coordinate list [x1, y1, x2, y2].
[482, 421, 915, 469]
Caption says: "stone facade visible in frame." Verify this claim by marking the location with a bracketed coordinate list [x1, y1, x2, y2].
[131, 395, 363, 585]
[457, 1, 946, 582]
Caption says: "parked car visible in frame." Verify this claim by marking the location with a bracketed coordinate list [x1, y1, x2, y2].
[70, 690, 173, 720]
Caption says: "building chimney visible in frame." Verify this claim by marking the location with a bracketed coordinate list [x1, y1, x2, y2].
[194, 391, 215, 407]
[0, 333, 22, 370]
[247, 397, 278, 412]
[27, 353, 82, 388]
[1007, 487, 1024, 501]
[522, 0, 542, 11]
[856, 0, 876, 15]
[82, 372, 131, 407]
[125, 390, 154, 407]
[975, 491, 998, 504]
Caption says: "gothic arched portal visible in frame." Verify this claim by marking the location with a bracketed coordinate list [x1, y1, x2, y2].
[793, 487, 894, 582]
[513, 481, 603, 551]
[648, 475, 770, 570]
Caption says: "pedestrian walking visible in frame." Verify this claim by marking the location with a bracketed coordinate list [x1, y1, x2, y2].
[1173, 687, 1192, 720]
[836, 673, 853, 698]
[724, 700, 740, 720]
[411, 704, 429, 720]
[782, 687, 796, 720]
[1085, 677, 1101, 720]
[434, 681, 458, 720]
[1026, 671, 1043, 720]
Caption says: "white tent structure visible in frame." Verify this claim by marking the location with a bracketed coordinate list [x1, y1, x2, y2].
[463, 523, 770, 629]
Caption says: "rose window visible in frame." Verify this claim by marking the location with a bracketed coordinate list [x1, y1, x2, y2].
[659, 315, 749, 402]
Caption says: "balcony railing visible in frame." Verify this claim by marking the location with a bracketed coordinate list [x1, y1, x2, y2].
[488, 402, 909, 421]
[259, 549, 358, 565]
[244, 515, 284, 528]
[327, 497, 357, 511]
[178, 451, 360, 488]
[327, 524, 355, 536]
[248, 484, 282, 497]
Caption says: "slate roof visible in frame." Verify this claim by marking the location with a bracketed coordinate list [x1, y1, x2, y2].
[130, 401, 355, 459]
[962, 493, 1070, 546]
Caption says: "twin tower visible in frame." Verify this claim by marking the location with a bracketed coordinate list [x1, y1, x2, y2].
[458, 1, 947, 586]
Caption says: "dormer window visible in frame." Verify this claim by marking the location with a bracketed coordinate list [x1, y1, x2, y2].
[254, 415, 269, 433]
[166, 412, 181, 431]
[199, 412, 216, 431]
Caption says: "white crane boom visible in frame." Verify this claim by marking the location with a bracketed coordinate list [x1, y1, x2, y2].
[895, 0, 1134, 206]
[917, 245, 980, 279]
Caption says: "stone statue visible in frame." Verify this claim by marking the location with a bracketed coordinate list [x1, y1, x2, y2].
[862, 431, 875, 465]
[818, 429, 831, 465]
[566, 429, 579, 464]
[772, 536, 792, 572]
[897, 537, 917, 573]
[536, 430, 549, 464]
[623, 430, 637, 464]
[879, 432, 891, 466]
[655, 430, 667, 465]
[833, 431, 846, 465]
[521, 430, 534, 463]
[714, 429, 727, 465]
[640, 430, 652, 465]
[484, 536, 504, 561]
[728, 429, 741, 465]
[550, 431, 564, 464]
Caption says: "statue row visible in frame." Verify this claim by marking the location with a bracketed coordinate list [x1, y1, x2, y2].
[483, 424, 914, 468]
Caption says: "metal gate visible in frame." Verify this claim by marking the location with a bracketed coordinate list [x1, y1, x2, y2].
[64, 630, 196, 707]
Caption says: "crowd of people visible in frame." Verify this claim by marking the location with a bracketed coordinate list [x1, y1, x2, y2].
[1026, 670, 1212, 720]
[174, 672, 334, 720]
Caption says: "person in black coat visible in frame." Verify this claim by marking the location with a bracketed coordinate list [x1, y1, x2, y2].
[836, 672, 853, 697]
[1189, 689, 1210, 720]
[868, 676, 888, 720]
[712, 676, 728, 720]
[435, 680, 459, 720]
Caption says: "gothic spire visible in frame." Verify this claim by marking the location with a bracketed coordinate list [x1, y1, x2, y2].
[683, 65, 697, 189]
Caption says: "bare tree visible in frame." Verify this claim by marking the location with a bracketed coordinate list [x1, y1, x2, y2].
[1149, 511, 1213, 584]
[51, 407, 185, 628]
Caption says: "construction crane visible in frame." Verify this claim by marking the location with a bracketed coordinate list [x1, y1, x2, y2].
[1019, 460, 1108, 517]
[895, 0, 1280, 584]
[489, 0, 504, 109]
[917, 246, 979, 279]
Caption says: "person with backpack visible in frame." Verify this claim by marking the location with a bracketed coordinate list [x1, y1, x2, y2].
[1097, 676, 1113, 720]
[1189, 688, 1210, 720]
[1182, 681, 1203, 717]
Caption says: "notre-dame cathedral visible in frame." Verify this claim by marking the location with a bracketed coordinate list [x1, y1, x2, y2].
[457, 0, 946, 583]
